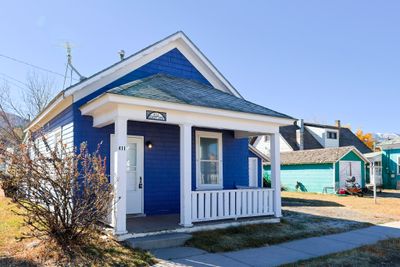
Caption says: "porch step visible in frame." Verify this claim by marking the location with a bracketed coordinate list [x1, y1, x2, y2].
[125, 233, 192, 250]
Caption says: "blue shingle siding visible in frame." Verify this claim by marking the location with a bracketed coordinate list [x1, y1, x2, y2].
[191, 128, 250, 190]
[70, 49, 255, 215]
[126, 121, 180, 215]
[75, 48, 211, 108]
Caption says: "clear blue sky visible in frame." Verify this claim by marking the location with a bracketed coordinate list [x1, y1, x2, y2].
[0, 1, 399, 133]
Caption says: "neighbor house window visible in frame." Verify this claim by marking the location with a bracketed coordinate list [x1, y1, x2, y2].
[397, 157, 400, 175]
[196, 131, 223, 189]
[327, 131, 338, 139]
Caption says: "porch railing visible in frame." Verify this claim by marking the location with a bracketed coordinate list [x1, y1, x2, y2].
[191, 188, 275, 222]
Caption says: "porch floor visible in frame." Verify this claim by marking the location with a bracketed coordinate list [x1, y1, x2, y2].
[126, 213, 279, 236]
[126, 214, 182, 234]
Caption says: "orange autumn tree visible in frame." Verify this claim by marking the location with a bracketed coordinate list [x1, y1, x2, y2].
[356, 129, 375, 150]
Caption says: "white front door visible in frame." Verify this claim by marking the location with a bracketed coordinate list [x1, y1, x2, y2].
[339, 161, 361, 188]
[111, 135, 144, 215]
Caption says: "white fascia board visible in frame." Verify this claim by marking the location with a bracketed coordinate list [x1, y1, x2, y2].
[336, 148, 370, 164]
[25, 95, 73, 132]
[67, 32, 241, 102]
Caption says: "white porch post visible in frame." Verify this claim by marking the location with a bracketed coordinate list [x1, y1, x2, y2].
[270, 132, 282, 217]
[112, 117, 128, 234]
[180, 124, 193, 227]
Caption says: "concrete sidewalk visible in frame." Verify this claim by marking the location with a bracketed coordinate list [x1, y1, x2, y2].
[152, 221, 400, 267]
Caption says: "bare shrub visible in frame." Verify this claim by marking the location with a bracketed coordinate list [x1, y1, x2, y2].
[0, 135, 113, 255]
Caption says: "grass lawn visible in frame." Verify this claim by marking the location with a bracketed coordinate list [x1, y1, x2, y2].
[285, 238, 400, 266]
[187, 191, 400, 253]
[186, 215, 370, 252]
[0, 196, 155, 266]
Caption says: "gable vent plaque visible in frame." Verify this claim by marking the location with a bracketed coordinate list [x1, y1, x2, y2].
[146, 110, 167, 122]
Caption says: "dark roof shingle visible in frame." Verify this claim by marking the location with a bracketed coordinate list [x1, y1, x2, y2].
[278, 123, 372, 153]
[108, 74, 293, 119]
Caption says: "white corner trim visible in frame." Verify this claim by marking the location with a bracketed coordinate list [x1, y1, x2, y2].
[195, 131, 223, 190]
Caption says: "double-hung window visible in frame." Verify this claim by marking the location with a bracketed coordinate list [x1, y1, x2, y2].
[196, 131, 223, 190]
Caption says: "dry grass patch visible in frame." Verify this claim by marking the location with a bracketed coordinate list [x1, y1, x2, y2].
[286, 238, 400, 266]
[0, 196, 156, 266]
[186, 214, 370, 252]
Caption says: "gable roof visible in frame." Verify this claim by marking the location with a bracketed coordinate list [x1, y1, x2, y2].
[279, 125, 323, 150]
[107, 74, 293, 119]
[277, 123, 372, 153]
[26, 31, 245, 131]
[277, 146, 368, 165]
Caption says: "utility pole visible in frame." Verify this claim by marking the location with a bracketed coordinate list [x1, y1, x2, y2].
[372, 162, 377, 204]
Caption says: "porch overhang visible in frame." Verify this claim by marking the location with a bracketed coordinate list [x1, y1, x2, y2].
[81, 93, 291, 234]
[80, 93, 295, 134]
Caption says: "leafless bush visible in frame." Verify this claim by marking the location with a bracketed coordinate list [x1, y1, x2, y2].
[0, 135, 113, 255]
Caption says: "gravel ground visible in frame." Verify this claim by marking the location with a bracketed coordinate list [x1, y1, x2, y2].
[282, 190, 400, 225]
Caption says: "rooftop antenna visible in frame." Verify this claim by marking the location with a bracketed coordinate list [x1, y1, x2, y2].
[62, 42, 85, 89]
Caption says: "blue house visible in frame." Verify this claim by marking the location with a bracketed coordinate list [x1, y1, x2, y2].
[26, 32, 294, 237]
[378, 138, 400, 189]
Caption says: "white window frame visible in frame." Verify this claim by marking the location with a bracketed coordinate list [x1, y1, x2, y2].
[196, 131, 223, 190]
[397, 156, 400, 175]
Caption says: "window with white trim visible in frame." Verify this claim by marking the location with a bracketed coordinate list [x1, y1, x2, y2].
[196, 131, 223, 189]
[397, 156, 400, 175]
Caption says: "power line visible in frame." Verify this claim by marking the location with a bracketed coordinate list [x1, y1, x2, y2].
[0, 53, 78, 81]
[0, 72, 29, 87]
[0, 74, 27, 90]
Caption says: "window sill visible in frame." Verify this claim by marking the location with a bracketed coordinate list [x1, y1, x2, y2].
[196, 185, 223, 191]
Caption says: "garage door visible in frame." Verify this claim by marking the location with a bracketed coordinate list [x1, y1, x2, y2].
[339, 161, 361, 188]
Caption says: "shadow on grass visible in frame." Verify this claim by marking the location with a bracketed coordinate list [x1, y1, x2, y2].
[282, 197, 345, 207]
[0, 258, 39, 267]
[186, 210, 371, 253]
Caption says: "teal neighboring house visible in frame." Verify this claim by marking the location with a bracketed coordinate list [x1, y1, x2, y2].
[378, 138, 400, 189]
[264, 146, 369, 193]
